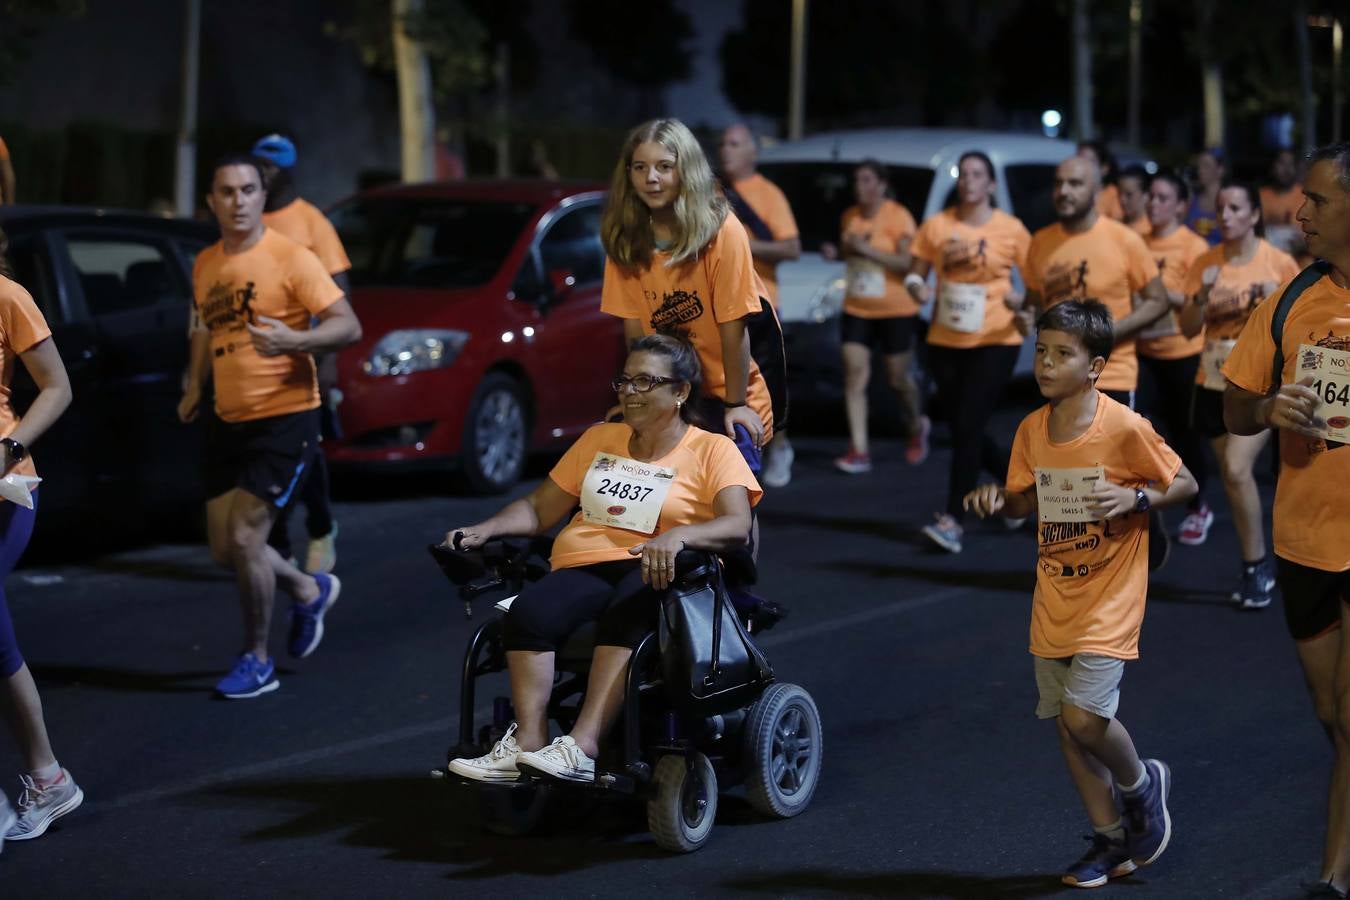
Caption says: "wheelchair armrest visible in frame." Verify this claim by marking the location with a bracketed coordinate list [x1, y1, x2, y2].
[428, 535, 555, 602]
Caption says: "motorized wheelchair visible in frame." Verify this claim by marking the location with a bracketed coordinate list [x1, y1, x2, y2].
[427, 534, 823, 853]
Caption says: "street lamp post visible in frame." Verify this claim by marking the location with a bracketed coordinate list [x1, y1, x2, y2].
[788, 0, 807, 141]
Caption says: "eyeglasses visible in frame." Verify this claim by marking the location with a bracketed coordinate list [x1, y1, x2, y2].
[611, 374, 679, 393]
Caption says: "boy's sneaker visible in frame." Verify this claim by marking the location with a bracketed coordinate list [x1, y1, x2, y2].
[1177, 502, 1214, 546]
[1123, 758, 1172, 866]
[904, 416, 931, 465]
[5, 771, 84, 841]
[0, 792, 14, 854]
[446, 724, 523, 783]
[304, 523, 338, 574]
[516, 736, 595, 783]
[1062, 832, 1137, 888]
[1234, 560, 1276, 610]
[834, 450, 872, 475]
[921, 514, 963, 553]
[761, 440, 794, 488]
[215, 652, 279, 699]
[288, 573, 340, 658]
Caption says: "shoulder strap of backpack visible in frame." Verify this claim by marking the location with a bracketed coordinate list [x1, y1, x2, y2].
[1270, 260, 1332, 390]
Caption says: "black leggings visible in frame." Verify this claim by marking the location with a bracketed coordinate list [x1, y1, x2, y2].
[503, 560, 658, 652]
[927, 344, 1020, 521]
[1138, 353, 1208, 507]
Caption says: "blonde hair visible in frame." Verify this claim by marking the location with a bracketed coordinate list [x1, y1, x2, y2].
[600, 118, 727, 270]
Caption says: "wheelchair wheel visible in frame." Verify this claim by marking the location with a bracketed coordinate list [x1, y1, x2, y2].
[743, 683, 822, 818]
[647, 752, 718, 853]
[478, 783, 551, 837]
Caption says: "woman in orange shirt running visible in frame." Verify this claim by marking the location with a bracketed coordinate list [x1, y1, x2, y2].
[599, 119, 774, 468]
[1178, 181, 1300, 610]
[821, 160, 925, 473]
[444, 334, 759, 784]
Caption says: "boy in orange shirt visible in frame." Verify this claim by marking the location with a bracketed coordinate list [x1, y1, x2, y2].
[966, 300, 1196, 888]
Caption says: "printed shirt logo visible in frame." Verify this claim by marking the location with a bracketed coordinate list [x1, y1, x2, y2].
[942, 236, 989, 275]
[1206, 282, 1273, 327]
[1043, 259, 1091, 303]
[200, 280, 259, 335]
[650, 289, 706, 329]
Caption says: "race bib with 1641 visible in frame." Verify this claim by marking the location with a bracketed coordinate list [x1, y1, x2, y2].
[1298, 343, 1350, 443]
[580, 452, 677, 535]
[1035, 465, 1105, 523]
[1201, 338, 1237, 391]
[845, 259, 887, 299]
[936, 281, 987, 333]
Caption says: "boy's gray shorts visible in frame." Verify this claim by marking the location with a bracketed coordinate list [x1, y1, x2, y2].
[1034, 653, 1125, 720]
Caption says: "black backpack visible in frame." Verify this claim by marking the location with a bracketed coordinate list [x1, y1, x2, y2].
[1269, 259, 1332, 390]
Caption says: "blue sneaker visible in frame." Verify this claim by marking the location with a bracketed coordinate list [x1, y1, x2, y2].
[1062, 833, 1136, 888]
[288, 573, 340, 659]
[215, 653, 279, 699]
[1123, 758, 1172, 866]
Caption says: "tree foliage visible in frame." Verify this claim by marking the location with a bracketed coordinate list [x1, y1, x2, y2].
[0, 0, 86, 86]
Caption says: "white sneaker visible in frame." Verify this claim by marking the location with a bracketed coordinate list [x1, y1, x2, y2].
[516, 735, 596, 783]
[446, 724, 523, 783]
[761, 439, 794, 488]
[5, 770, 83, 841]
[0, 792, 14, 855]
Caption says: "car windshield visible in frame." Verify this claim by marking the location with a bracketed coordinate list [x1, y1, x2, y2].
[330, 198, 536, 288]
[756, 162, 933, 253]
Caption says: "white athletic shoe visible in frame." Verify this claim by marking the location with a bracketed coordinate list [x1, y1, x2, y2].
[516, 736, 596, 783]
[761, 440, 794, 489]
[5, 771, 83, 841]
[304, 523, 338, 574]
[0, 791, 14, 855]
[446, 724, 524, 783]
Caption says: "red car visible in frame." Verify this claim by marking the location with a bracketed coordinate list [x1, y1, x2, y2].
[326, 181, 624, 492]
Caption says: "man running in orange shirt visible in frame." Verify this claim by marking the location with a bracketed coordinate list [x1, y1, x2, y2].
[719, 123, 799, 487]
[252, 134, 349, 574]
[178, 155, 362, 699]
[1223, 144, 1350, 897]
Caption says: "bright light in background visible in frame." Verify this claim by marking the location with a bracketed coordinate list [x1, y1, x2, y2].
[500, 331, 514, 344]
[1041, 109, 1062, 138]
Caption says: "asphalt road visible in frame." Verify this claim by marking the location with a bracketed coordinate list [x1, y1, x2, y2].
[0, 410, 1334, 899]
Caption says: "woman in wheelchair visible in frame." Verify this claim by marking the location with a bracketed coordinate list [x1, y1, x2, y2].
[445, 333, 762, 784]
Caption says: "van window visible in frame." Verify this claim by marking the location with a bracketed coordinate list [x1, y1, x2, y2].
[756, 163, 933, 252]
[1004, 164, 1059, 232]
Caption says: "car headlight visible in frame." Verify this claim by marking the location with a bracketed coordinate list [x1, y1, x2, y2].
[363, 329, 469, 376]
[807, 277, 847, 323]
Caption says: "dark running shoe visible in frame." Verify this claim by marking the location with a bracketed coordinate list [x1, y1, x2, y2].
[288, 573, 341, 658]
[1062, 832, 1136, 888]
[1123, 758, 1173, 866]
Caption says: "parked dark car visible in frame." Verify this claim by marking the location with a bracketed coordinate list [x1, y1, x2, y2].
[0, 206, 217, 534]
[327, 181, 625, 492]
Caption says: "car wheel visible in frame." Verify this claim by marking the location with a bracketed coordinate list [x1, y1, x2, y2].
[460, 373, 529, 494]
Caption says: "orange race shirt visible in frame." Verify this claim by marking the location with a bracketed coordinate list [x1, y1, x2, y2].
[1223, 275, 1350, 572]
[1126, 215, 1151, 237]
[600, 215, 773, 438]
[1097, 184, 1124, 221]
[0, 275, 51, 482]
[0, 137, 8, 161]
[729, 173, 798, 307]
[1184, 240, 1300, 388]
[193, 228, 344, 423]
[1138, 226, 1210, 360]
[1260, 185, 1303, 228]
[911, 208, 1032, 349]
[547, 422, 762, 569]
[840, 200, 919, 319]
[1007, 394, 1182, 659]
[263, 198, 352, 276]
[1025, 217, 1160, 391]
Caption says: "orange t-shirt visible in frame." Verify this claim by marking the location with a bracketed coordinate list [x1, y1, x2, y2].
[911, 208, 1032, 349]
[1025, 217, 1160, 391]
[1184, 240, 1300, 387]
[193, 228, 344, 423]
[0, 137, 8, 161]
[547, 423, 762, 569]
[1126, 215, 1151, 237]
[1223, 274, 1350, 572]
[1260, 185, 1303, 228]
[729, 173, 798, 307]
[840, 200, 919, 318]
[1007, 394, 1182, 659]
[1138, 226, 1210, 360]
[600, 215, 773, 438]
[1097, 185, 1124, 221]
[0, 275, 52, 482]
[262, 198, 352, 276]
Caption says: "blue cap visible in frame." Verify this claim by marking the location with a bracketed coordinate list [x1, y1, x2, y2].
[252, 134, 296, 169]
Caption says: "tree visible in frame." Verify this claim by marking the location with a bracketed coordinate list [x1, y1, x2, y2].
[565, 0, 693, 114]
[0, 0, 86, 86]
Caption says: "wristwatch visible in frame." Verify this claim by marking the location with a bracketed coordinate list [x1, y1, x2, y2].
[723, 400, 747, 409]
[1133, 488, 1150, 513]
[0, 437, 26, 464]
